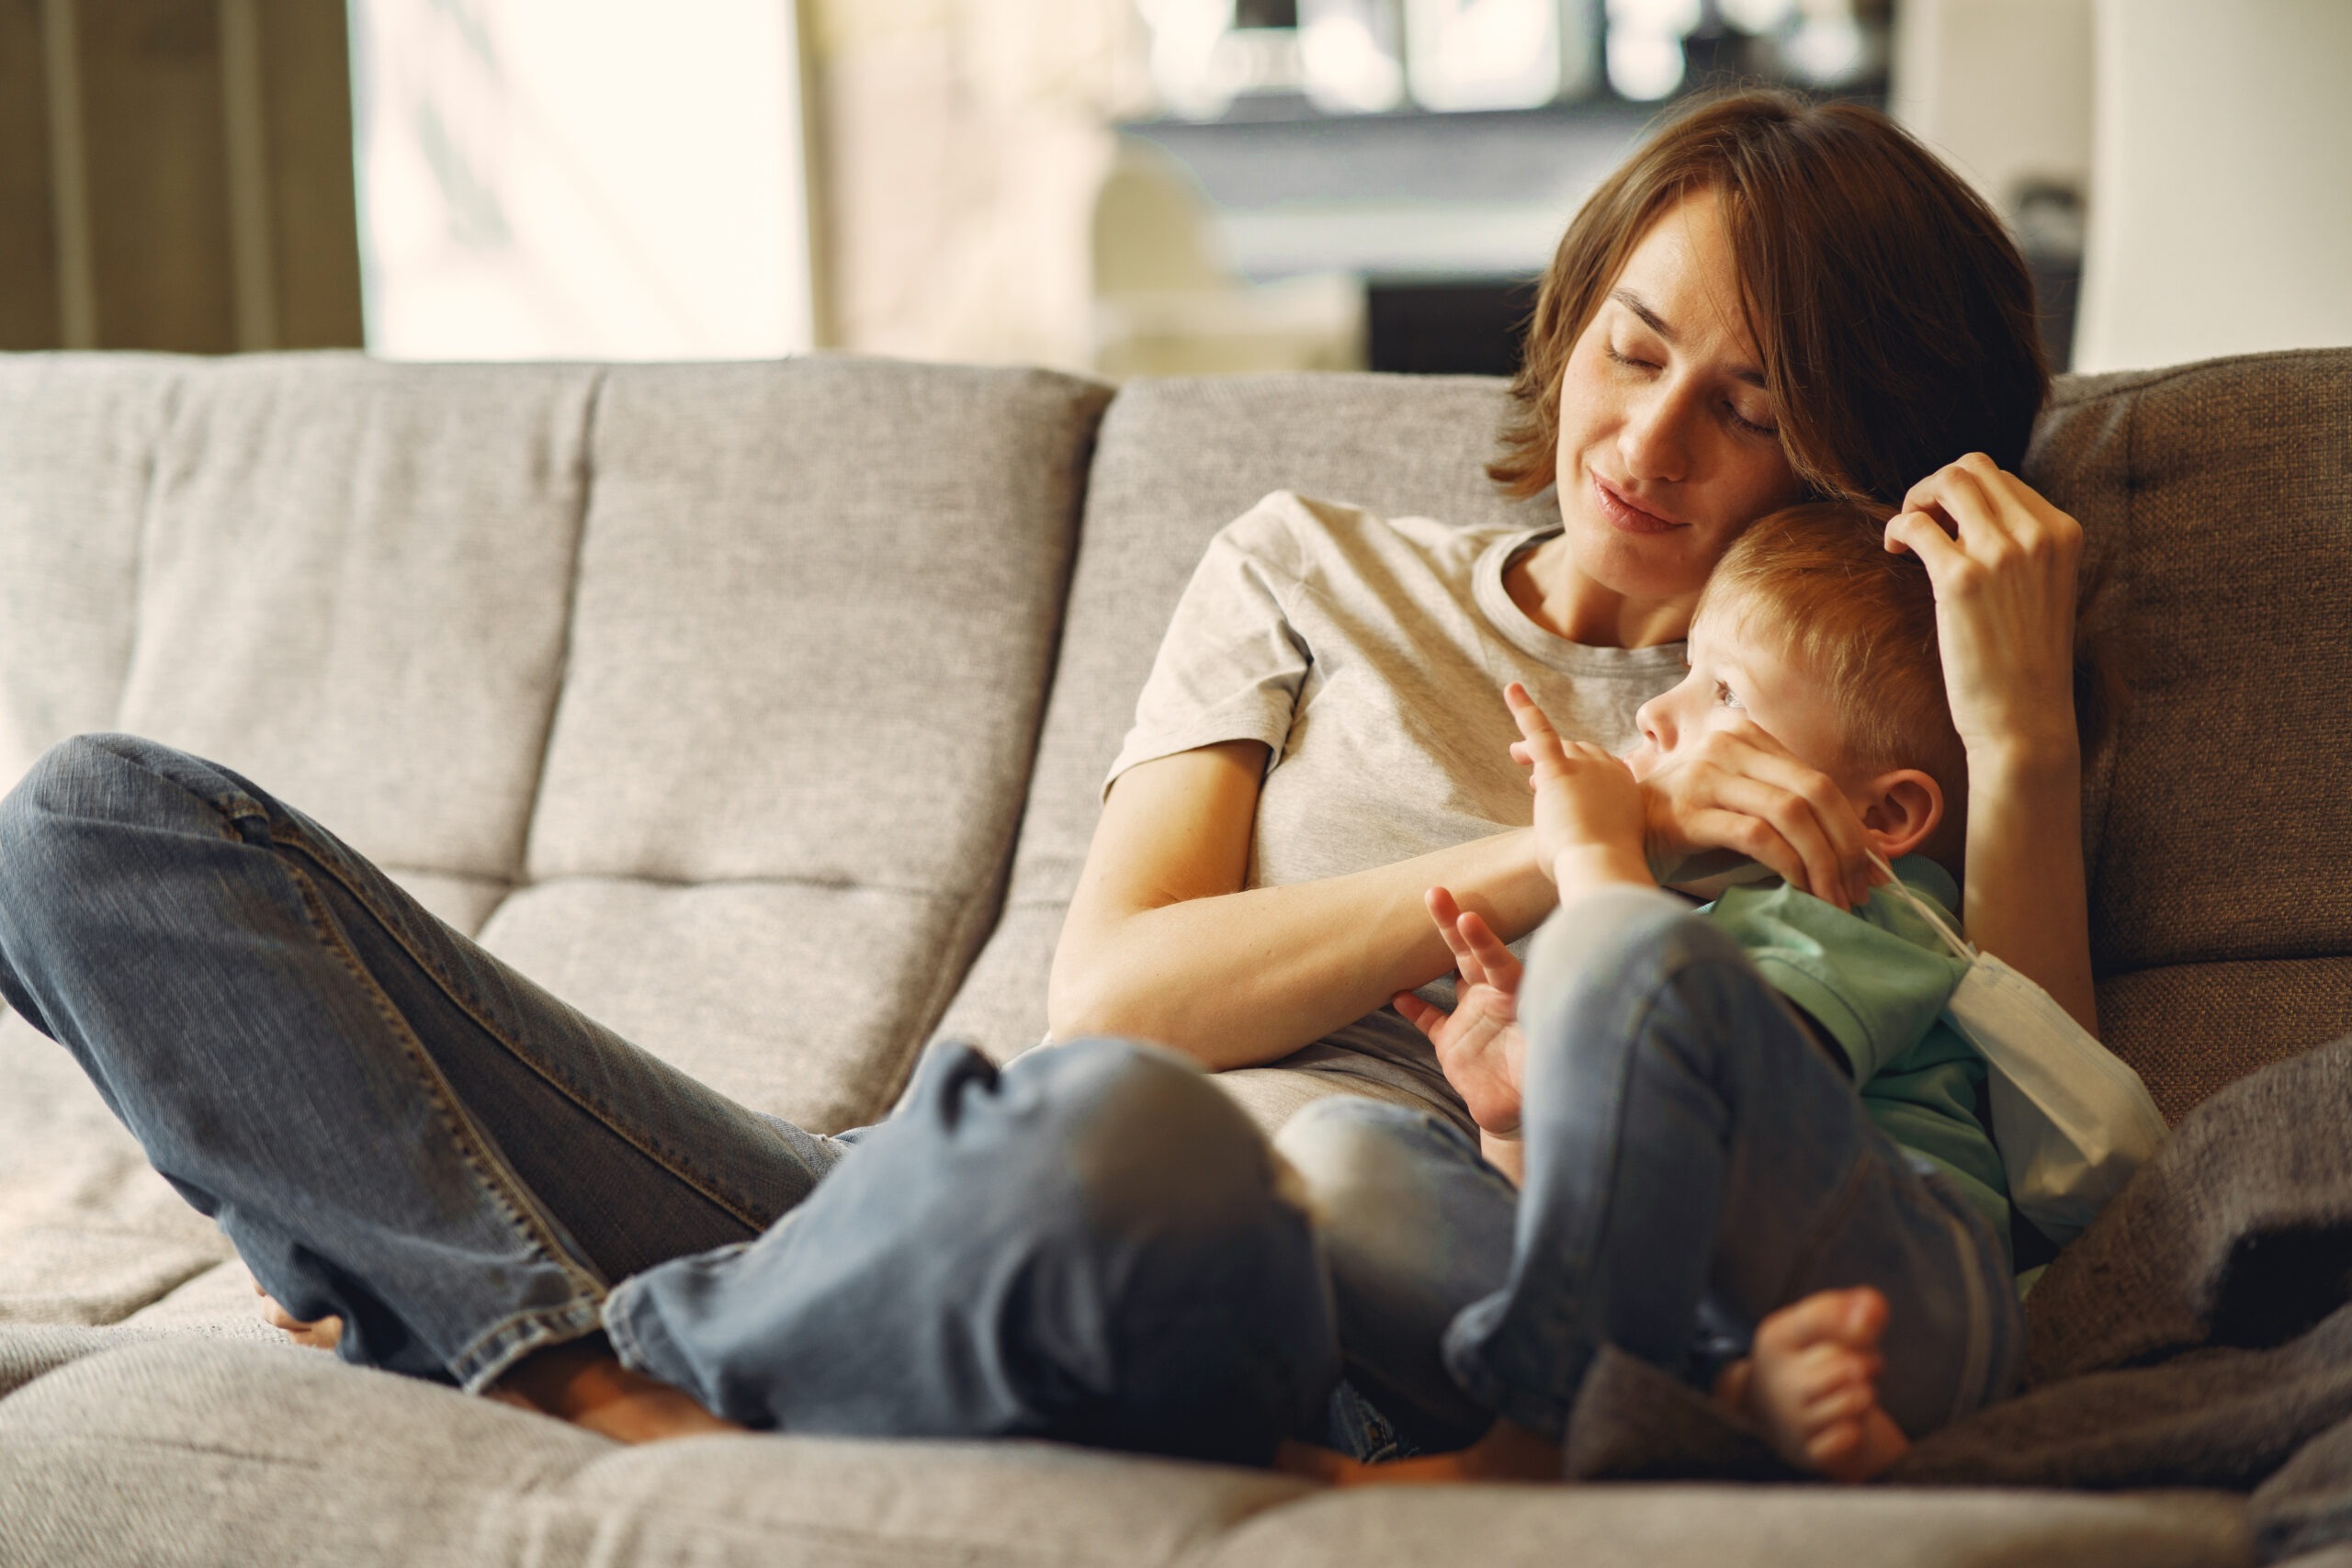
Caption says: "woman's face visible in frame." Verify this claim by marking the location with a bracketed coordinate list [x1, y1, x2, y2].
[1553, 188, 1803, 606]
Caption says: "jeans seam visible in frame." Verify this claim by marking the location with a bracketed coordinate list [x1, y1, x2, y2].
[281, 858, 604, 1306]
[270, 827, 777, 1235]
[1926, 1179, 2001, 1425]
[448, 1300, 608, 1393]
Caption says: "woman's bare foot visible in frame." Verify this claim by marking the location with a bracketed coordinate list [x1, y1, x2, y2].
[488, 1334, 743, 1443]
[254, 1281, 344, 1349]
[1714, 1287, 1910, 1483]
[1274, 1418, 1561, 1486]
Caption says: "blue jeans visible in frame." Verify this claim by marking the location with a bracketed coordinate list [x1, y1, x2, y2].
[1279, 886, 2021, 1448]
[0, 735, 1338, 1464]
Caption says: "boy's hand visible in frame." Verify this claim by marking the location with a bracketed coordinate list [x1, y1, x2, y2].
[1503, 682, 1651, 892]
[1394, 886, 1525, 1140]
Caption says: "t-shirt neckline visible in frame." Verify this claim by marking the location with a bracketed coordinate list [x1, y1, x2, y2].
[1472, 525, 1690, 675]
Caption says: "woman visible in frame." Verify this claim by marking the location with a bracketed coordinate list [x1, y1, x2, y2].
[0, 91, 2086, 1465]
[1047, 88, 2086, 1467]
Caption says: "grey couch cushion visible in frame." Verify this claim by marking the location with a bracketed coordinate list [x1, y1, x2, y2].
[2022, 350, 2352, 1122]
[936, 373, 1553, 1065]
[0, 1010, 235, 1330]
[0, 1338, 1311, 1568]
[487, 358, 1110, 1129]
[0, 355, 185, 789]
[0, 1338, 2248, 1568]
[2097, 958, 2352, 1124]
[1197, 1483, 2247, 1568]
[112, 354, 601, 903]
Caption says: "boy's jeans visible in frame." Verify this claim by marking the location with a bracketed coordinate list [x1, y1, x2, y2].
[0, 736, 1337, 1465]
[1281, 886, 2022, 1450]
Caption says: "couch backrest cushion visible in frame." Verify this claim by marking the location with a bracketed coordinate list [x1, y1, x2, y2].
[112, 355, 601, 930]
[0, 356, 185, 792]
[0, 352, 598, 936]
[0, 352, 1107, 1134]
[936, 373, 1555, 1057]
[2022, 349, 2352, 1119]
[479, 359, 1109, 1129]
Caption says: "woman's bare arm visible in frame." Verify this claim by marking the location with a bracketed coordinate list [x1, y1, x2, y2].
[1889, 454, 2098, 1033]
[1962, 742, 2095, 1031]
[1048, 741, 1560, 1069]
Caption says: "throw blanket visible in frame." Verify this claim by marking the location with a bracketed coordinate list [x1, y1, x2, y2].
[1556, 1032, 2352, 1562]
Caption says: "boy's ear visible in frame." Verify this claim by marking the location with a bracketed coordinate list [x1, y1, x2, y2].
[1857, 769, 1944, 861]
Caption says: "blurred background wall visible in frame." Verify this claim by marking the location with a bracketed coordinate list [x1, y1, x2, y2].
[2070, 0, 2352, 374]
[806, 0, 1144, 371]
[0, 0, 2345, 375]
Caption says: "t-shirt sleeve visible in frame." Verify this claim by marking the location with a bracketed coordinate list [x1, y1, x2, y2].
[1102, 498, 1312, 798]
[1704, 881, 1973, 1087]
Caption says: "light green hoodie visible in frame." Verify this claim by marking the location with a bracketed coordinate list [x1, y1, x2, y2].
[1702, 856, 2008, 1258]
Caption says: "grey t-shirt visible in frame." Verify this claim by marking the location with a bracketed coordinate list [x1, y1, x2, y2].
[1104, 491, 1686, 1129]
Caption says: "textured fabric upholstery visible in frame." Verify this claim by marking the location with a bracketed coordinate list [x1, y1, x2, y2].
[0, 1339, 1314, 1568]
[2098, 958, 2352, 1126]
[0, 1010, 235, 1331]
[936, 374, 1553, 1061]
[488, 358, 1109, 1129]
[2022, 350, 2352, 1120]
[0, 1338, 2247, 1567]
[113, 354, 600, 891]
[1194, 1483, 2245, 1568]
[0, 355, 185, 788]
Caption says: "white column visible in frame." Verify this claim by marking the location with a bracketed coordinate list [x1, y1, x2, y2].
[2073, 0, 2352, 373]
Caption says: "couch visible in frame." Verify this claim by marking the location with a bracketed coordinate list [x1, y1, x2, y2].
[0, 346, 2346, 1566]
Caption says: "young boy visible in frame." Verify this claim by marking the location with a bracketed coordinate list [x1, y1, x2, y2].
[1294, 500, 2023, 1485]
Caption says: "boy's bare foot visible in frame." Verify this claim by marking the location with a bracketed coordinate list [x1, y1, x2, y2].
[487, 1333, 743, 1444]
[1714, 1287, 1910, 1483]
[1273, 1418, 1560, 1486]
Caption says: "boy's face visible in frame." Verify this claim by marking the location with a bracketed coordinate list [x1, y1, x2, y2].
[1623, 602, 1863, 794]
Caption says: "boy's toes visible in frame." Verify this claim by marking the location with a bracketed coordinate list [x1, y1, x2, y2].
[1803, 1375, 1877, 1427]
[1804, 1416, 1865, 1472]
[1757, 1286, 1890, 1358]
[1745, 1287, 1907, 1483]
[1842, 1410, 1912, 1483]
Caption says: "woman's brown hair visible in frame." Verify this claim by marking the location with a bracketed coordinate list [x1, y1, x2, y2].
[1490, 90, 2050, 507]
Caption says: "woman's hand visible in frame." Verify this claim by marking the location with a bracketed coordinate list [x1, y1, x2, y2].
[1394, 886, 1527, 1140]
[1884, 452, 2085, 762]
[1884, 453, 2098, 1032]
[1637, 723, 1875, 909]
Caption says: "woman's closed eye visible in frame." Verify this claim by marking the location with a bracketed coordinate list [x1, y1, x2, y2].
[1610, 343, 1776, 437]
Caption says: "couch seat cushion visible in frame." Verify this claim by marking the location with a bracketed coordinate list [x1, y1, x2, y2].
[0, 1338, 1308, 1568]
[1197, 1482, 2247, 1568]
[0, 1338, 2251, 1568]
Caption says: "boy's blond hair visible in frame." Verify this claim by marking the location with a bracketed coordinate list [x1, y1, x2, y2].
[1698, 502, 1970, 831]
[1700, 501, 2123, 874]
